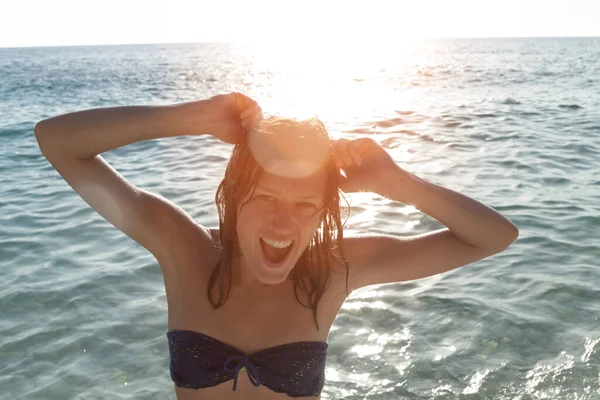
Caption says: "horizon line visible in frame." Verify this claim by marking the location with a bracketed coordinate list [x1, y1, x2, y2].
[2, 35, 600, 50]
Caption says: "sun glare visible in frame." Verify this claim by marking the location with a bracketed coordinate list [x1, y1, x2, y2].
[245, 39, 420, 129]
[233, 0, 427, 127]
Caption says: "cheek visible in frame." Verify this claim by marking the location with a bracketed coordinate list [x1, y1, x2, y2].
[236, 204, 265, 246]
[237, 210, 254, 236]
[238, 203, 263, 226]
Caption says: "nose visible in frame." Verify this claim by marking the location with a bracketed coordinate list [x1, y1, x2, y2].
[269, 204, 294, 234]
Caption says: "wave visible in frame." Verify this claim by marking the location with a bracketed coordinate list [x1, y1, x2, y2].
[558, 104, 583, 110]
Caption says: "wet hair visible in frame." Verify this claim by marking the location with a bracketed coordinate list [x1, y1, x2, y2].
[207, 116, 351, 330]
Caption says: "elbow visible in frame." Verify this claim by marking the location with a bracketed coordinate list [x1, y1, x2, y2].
[497, 224, 519, 252]
[34, 119, 48, 143]
[34, 119, 55, 155]
[34, 119, 48, 136]
[485, 223, 519, 254]
[499, 218, 519, 249]
[34, 118, 55, 139]
[508, 221, 520, 244]
[512, 225, 520, 241]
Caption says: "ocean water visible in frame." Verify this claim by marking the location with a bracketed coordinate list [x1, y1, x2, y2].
[1, 38, 599, 399]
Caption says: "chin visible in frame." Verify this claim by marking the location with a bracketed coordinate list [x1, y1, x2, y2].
[256, 272, 291, 286]
[254, 257, 296, 285]
[251, 251, 300, 286]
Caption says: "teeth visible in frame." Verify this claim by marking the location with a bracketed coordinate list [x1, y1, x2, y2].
[261, 237, 292, 249]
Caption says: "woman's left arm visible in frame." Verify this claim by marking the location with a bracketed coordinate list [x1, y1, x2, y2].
[333, 137, 519, 291]
[379, 166, 519, 251]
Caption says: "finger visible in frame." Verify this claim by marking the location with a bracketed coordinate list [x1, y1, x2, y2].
[240, 114, 253, 128]
[342, 140, 360, 166]
[347, 141, 362, 166]
[240, 104, 260, 120]
[352, 137, 375, 157]
[232, 92, 258, 113]
[241, 108, 263, 129]
[341, 140, 356, 167]
[251, 108, 264, 124]
[335, 139, 353, 167]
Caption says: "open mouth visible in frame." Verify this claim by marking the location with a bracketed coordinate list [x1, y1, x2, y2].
[259, 237, 294, 267]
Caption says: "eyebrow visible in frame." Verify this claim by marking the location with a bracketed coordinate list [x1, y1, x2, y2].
[254, 187, 322, 201]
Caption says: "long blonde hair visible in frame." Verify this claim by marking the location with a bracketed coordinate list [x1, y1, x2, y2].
[207, 116, 350, 330]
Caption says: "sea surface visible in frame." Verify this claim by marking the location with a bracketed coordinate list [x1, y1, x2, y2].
[1, 38, 599, 399]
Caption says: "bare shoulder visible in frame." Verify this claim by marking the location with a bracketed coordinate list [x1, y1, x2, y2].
[144, 193, 219, 273]
[144, 192, 213, 246]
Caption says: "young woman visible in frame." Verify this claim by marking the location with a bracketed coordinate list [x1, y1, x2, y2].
[35, 92, 518, 399]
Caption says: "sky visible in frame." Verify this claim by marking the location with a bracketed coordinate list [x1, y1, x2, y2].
[1, 0, 599, 48]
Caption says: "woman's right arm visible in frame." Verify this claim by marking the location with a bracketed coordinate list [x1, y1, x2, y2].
[34, 94, 259, 261]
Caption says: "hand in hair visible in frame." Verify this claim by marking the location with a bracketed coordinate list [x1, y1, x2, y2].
[332, 137, 398, 194]
[205, 92, 263, 144]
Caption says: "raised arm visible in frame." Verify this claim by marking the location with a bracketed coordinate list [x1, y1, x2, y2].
[332, 137, 519, 291]
[34, 93, 261, 261]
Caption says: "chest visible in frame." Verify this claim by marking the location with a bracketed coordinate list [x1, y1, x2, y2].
[162, 249, 348, 355]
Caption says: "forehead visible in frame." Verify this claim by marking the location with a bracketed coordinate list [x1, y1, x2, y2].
[255, 169, 327, 199]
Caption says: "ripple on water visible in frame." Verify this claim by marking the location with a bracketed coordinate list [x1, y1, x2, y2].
[2, 39, 600, 399]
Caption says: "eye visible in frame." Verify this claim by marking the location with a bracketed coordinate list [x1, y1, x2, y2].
[258, 195, 275, 202]
[298, 202, 316, 210]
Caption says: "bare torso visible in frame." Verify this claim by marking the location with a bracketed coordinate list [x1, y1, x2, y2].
[158, 223, 351, 400]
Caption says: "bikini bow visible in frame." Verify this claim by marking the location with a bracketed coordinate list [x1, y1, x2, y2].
[224, 355, 265, 391]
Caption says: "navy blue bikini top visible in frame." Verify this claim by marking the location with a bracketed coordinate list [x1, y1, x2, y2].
[166, 329, 328, 397]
